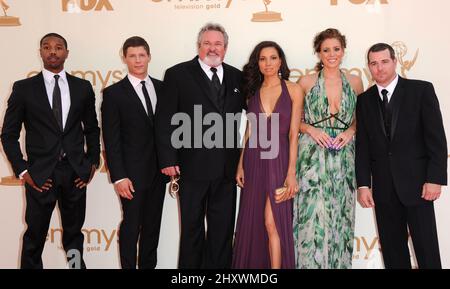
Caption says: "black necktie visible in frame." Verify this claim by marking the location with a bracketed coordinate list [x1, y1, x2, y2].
[381, 89, 391, 136]
[381, 89, 389, 113]
[141, 80, 154, 119]
[210, 67, 221, 93]
[52, 75, 63, 131]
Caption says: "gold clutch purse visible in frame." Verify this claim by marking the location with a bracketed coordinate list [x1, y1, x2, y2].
[275, 186, 287, 195]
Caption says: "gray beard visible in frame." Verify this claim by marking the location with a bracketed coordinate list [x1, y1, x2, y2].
[203, 55, 222, 67]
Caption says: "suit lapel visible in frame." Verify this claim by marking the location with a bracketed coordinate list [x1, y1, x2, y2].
[151, 77, 161, 95]
[151, 76, 162, 108]
[188, 57, 222, 112]
[64, 73, 78, 132]
[33, 73, 60, 132]
[122, 76, 152, 126]
[389, 76, 405, 141]
[222, 64, 232, 112]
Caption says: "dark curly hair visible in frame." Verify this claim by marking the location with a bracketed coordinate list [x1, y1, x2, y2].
[242, 41, 290, 100]
[313, 28, 347, 71]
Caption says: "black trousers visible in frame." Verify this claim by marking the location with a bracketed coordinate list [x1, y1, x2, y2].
[178, 178, 237, 269]
[21, 159, 86, 269]
[118, 173, 166, 269]
[374, 185, 441, 269]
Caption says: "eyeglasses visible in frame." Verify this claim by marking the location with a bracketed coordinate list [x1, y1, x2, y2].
[169, 175, 180, 198]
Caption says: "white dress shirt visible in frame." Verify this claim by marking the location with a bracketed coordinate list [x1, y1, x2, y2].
[376, 74, 399, 103]
[198, 58, 224, 84]
[42, 68, 71, 129]
[127, 74, 157, 114]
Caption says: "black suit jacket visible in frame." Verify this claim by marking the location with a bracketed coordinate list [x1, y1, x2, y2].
[356, 76, 447, 206]
[156, 56, 245, 181]
[102, 76, 163, 186]
[1, 72, 100, 187]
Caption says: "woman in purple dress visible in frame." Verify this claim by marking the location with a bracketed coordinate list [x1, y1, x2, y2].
[232, 41, 303, 269]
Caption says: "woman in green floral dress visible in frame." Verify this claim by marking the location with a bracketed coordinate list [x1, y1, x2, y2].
[294, 28, 364, 269]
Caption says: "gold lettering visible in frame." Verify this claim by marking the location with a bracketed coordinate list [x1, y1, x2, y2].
[102, 229, 117, 251]
[331, 0, 388, 5]
[80, 0, 96, 11]
[62, 0, 113, 12]
[112, 70, 124, 84]
[50, 228, 63, 243]
[82, 228, 101, 244]
[26, 70, 122, 91]
[349, 0, 366, 4]
[362, 237, 379, 259]
[367, 0, 388, 4]
[289, 68, 333, 83]
[61, 0, 71, 11]
[71, 70, 97, 86]
[97, 70, 111, 91]
[95, 0, 113, 11]
[354, 236, 361, 252]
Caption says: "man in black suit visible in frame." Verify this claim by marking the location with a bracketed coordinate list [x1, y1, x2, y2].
[101, 36, 166, 269]
[356, 43, 447, 269]
[1, 33, 100, 269]
[156, 23, 244, 269]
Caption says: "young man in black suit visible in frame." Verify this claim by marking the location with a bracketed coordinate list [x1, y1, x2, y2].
[101, 36, 166, 269]
[156, 23, 245, 269]
[356, 43, 447, 269]
[1, 33, 100, 269]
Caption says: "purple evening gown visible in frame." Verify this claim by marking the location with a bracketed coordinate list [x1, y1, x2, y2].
[232, 80, 295, 269]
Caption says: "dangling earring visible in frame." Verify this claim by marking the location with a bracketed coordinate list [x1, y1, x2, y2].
[278, 70, 282, 78]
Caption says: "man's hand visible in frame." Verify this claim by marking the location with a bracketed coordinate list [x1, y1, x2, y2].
[23, 172, 52, 193]
[161, 166, 180, 177]
[114, 178, 135, 200]
[74, 165, 97, 189]
[357, 187, 375, 208]
[422, 183, 442, 201]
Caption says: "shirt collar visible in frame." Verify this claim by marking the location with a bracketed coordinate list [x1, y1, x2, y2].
[42, 68, 67, 85]
[376, 74, 399, 98]
[128, 74, 151, 88]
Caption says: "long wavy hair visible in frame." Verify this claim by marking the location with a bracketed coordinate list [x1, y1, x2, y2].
[242, 41, 290, 100]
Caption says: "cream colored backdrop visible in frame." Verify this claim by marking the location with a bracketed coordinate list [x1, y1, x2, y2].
[0, 0, 449, 269]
